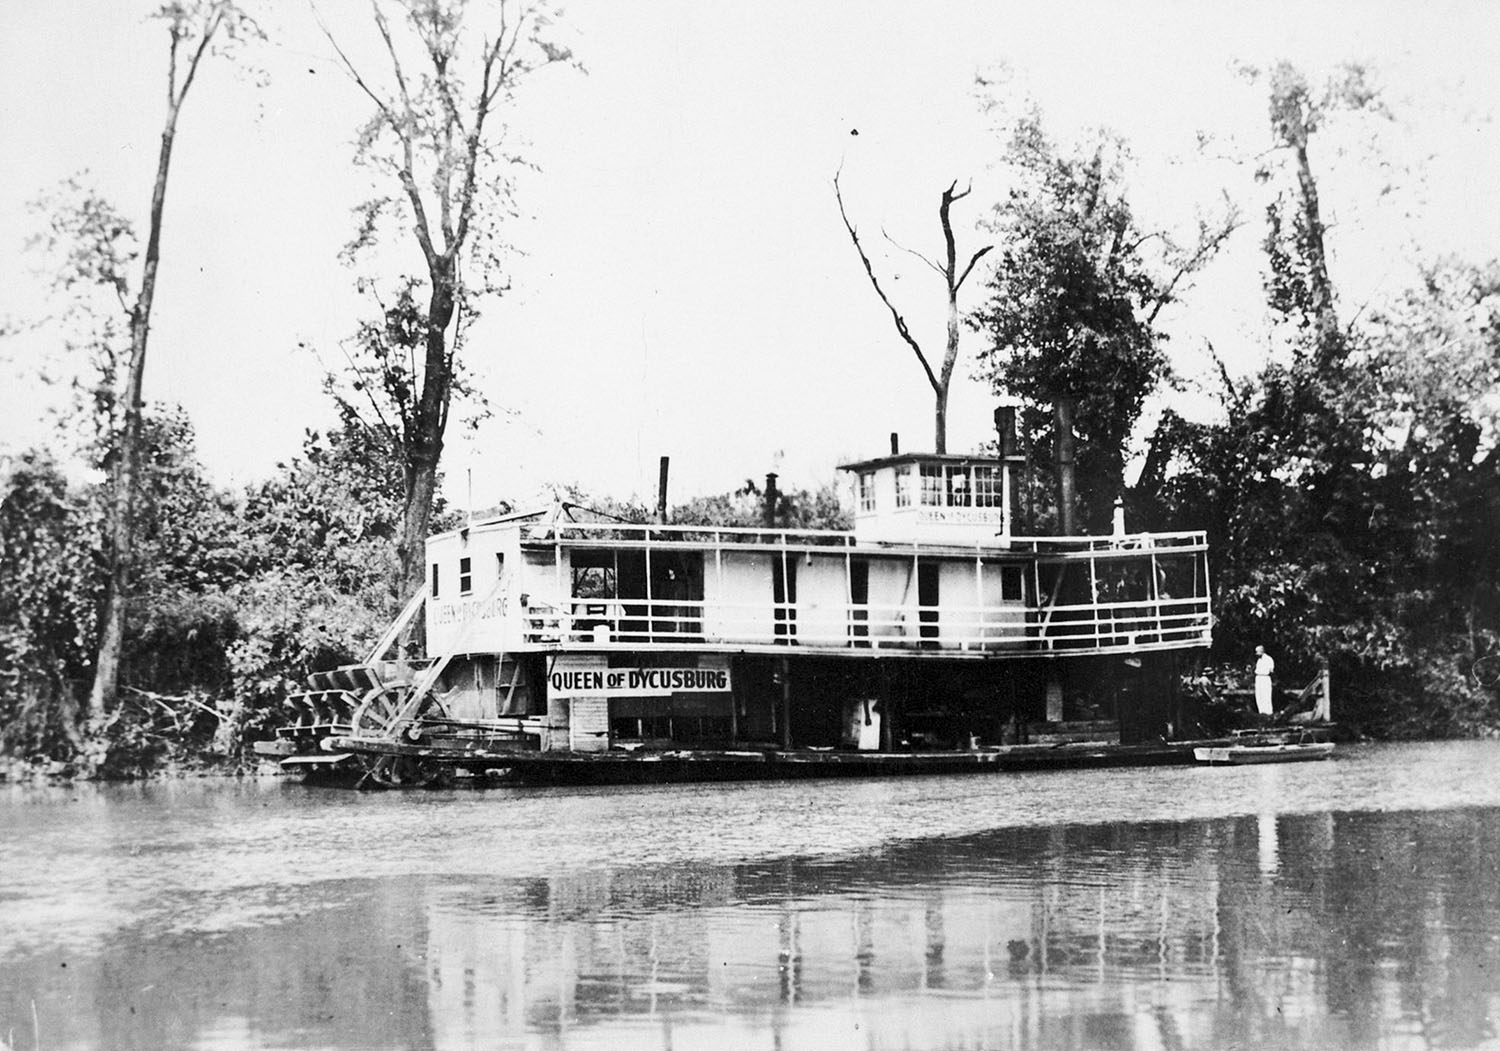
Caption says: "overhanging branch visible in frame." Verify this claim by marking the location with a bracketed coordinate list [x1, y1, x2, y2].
[834, 168, 940, 394]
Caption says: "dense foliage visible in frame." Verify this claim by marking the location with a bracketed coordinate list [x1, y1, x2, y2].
[969, 115, 1207, 531]
[0, 409, 424, 777]
[1149, 65, 1500, 736]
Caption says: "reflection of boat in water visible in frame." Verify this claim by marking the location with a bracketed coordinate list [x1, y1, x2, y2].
[1194, 741, 1334, 765]
[259, 420, 1235, 786]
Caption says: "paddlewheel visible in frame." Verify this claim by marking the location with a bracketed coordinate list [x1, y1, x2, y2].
[348, 683, 451, 789]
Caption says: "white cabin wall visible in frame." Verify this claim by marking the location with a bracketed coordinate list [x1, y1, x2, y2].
[938, 561, 977, 646]
[425, 526, 519, 656]
[979, 562, 1027, 647]
[705, 552, 774, 643]
[796, 555, 850, 646]
[865, 558, 915, 641]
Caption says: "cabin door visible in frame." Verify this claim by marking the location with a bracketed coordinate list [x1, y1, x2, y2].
[773, 552, 797, 642]
[918, 561, 940, 642]
[850, 557, 869, 646]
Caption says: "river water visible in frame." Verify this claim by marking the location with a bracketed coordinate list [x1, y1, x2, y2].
[2, 740, 1499, 1050]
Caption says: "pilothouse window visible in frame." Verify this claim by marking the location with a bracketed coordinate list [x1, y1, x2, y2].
[974, 466, 1003, 508]
[895, 466, 914, 508]
[919, 465, 944, 506]
[947, 466, 971, 506]
[459, 557, 473, 595]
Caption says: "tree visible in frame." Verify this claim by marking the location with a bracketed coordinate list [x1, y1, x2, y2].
[0, 453, 99, 757]
[1160, 65, 1500, 736]
[319, 0, 573, 600]
[672, 479, 850, 531]
[1255, 61, 1384, 364]
[970, 114, 1236, 531]
[834, 171, 991, 454]
[79, 2, 258, 721]
[227, 412, 431, 742]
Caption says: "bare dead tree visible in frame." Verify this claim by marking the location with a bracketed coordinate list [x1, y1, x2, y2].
[834, 169, 992, 454]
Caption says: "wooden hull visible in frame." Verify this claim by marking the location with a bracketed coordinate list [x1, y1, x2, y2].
[326, 735, 1222, 785]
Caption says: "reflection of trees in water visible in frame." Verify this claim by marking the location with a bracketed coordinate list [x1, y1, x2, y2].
[6, 810, 1496, 1050]
[419, 811, 1500, 1049]
[0, 878, 436, 1051]
[1316, 809, 1500, 1049]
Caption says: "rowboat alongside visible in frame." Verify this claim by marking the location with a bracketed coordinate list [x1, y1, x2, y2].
[1193, 741, 1334, 765]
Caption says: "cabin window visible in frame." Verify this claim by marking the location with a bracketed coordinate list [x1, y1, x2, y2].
[920, 464, 945, 506]
[430, 563, 440, 598]
[974, 466, 1004, 508]
[946, 466, 971, 506]
[999, 566, 1024, 601]
[857, 471, 875, 512]
[895, 466, 914, 508]
[458, 557, 473, 595]
[573, 564, 617, 599]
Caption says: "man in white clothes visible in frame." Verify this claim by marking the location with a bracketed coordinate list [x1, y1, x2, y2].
[1254, 645, 1276, 716]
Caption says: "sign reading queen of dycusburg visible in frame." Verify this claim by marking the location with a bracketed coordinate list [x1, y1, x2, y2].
[548, 659, 732, 698]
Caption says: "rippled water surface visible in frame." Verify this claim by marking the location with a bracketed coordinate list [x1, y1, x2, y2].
[3, 741, 1500, 1049]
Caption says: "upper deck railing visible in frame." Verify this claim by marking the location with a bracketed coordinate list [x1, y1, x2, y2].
[520, 594, 1210, 656]
[519, 519, 1208, 557]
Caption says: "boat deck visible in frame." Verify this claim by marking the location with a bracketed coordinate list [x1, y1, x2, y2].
[322, 732, 1335, 785]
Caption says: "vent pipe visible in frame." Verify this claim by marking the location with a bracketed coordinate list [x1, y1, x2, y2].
[763, 472, 779, 528]
[657, 456, 670, 524]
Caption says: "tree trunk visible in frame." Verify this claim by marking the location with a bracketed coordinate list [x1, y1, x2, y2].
[87, 111, 180, 721]
[1054, 398, 1078, 536]
[395, 269, 457, 601]
[398, 448, 440, 600]
[1290, 139, 1341, 362]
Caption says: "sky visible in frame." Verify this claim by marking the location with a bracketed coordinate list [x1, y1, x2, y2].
[3, 0, 1499, 511]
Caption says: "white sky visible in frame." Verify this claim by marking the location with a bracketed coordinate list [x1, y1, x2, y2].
[3, 0, 1499, 509]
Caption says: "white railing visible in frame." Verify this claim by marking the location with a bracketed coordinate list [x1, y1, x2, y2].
[526, 520, 1208, 556]
[521, 595, 1211, 655]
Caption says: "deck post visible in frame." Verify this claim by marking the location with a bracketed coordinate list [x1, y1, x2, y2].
[778, 657, 792, 750]
[1317, 659, 1332, 722]
[878, 661, 893, 751]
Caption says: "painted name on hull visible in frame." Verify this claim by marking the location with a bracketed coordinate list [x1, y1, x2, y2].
[549, 666, 730, 698]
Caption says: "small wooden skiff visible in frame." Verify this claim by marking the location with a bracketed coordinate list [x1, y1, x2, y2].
[1193, 742, 1334, 765]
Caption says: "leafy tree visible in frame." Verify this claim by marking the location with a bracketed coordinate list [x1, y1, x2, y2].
[672, 479, 850, 531]
[318, 0, 574, 600]
[32, 2, 260, 721]
[1252, 61, 1384, 364]
[1, 409, 254, 773]
[1162, 64, 1500, 736]
[970, 113, 1236, 532]
[0, 453, 99, 758]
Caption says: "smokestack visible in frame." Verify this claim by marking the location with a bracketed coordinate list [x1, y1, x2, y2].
[993, 406, 1017, 458]
[657, 456, 670, 524]
[763, 472, 779, 528]
[889, 432, 900, 456]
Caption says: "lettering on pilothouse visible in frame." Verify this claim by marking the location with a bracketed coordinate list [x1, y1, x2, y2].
[915, 508, 1005, 525]
[433, 595, 507, 626]
[548, 665, 732, 698]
